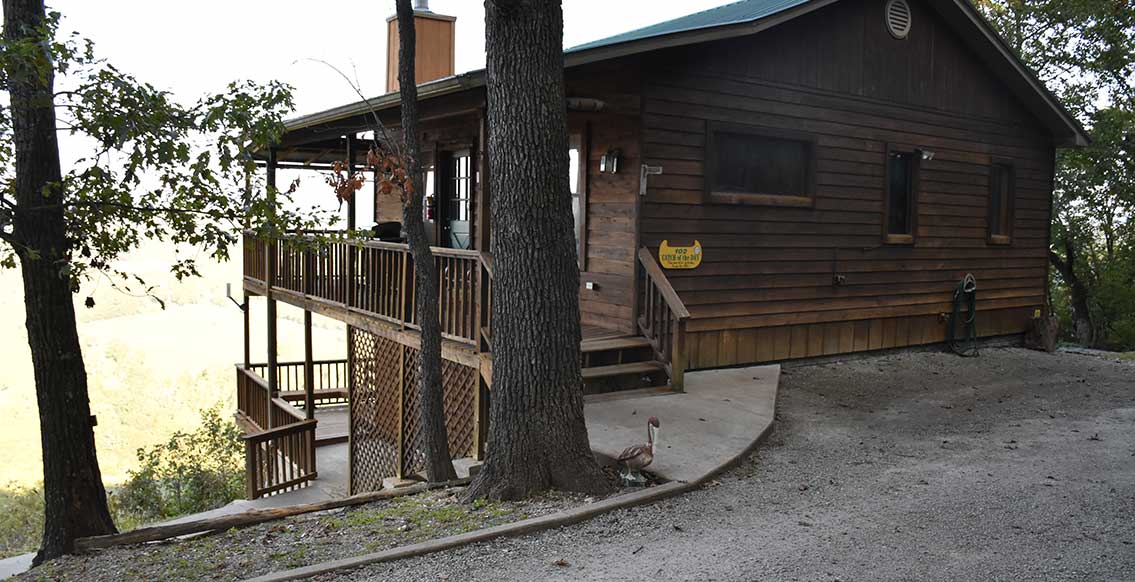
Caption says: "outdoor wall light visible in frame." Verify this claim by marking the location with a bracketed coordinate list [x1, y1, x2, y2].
[600, 149, 621, 174]
[917, 148, 936, 161]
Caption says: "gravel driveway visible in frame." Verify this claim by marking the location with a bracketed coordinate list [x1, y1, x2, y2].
[324, 348, 1135, 582]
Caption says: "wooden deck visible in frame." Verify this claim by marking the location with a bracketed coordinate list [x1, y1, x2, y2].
[581, 324, 627, 342]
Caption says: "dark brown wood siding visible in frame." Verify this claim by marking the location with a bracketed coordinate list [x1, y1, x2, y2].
[568, 61, 643, 334]
[640, 0, 1055, 368]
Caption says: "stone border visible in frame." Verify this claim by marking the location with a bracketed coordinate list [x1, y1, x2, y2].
[246, 420, 775, 581]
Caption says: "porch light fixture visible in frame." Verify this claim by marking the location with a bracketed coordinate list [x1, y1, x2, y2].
[917, 148, 935, 161]
[600, 148, 621, 174]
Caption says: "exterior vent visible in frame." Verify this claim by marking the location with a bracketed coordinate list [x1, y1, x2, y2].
[885, 0, 912, 39]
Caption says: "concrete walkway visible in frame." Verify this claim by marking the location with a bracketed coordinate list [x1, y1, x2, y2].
[586, 365, 780, 483]
[3, 365, 779, 580]
[249, 364, 780, 581]
[0, 555, 32, 581]
[160, 442, 350, 526]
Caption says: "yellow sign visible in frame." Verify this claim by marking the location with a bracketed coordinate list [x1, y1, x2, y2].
[659, 240, 702, 270]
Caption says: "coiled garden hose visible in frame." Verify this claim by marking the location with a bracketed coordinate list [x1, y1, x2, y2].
[947, 274, 979, 357]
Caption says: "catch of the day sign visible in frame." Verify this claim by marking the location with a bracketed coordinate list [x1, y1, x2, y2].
[659, 240, 702, 269]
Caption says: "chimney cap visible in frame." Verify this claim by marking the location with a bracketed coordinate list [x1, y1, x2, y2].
[386, 0, 455, 22]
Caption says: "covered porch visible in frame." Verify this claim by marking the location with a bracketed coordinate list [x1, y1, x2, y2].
[235, 228, 690, 499]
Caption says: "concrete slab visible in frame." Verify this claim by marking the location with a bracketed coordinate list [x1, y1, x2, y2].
[0, 553, 33, 580]
[160, 442, 350, 526]
[586, 364, 780, 483]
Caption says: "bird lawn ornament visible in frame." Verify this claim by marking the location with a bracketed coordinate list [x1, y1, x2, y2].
[617, 416, 660, 486]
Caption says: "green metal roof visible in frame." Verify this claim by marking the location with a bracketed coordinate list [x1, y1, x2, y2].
[567, 0, 813, 52]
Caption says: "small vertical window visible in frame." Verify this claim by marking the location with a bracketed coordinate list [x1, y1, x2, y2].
[568, 130, 587, 269]
[884, 148, 918, 244]
[988, 161, 1014, 244]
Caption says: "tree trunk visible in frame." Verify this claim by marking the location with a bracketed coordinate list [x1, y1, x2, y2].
[3, 0, 117, 563]
[465, 0, 612, 500]
[1049, 238, 1094, 346]
[396, 0, 457, 483]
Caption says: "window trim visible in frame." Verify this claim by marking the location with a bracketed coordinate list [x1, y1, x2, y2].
[882, 144, 920, 245]
[987, 158, 1015, 246]
[705, 121, 817, 207]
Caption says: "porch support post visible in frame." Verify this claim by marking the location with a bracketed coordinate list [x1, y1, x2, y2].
[266, 148, 279, 428]
[242, 291, 250, 369]
[303, 240, 315, 420]
[476, 109, 491, 253]
[346, 135, 357, 231]
[304, 310, 314, 420]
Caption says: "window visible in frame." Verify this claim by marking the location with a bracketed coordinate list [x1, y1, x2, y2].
[988, 161, 1013, 244]
[568, 130, 588, 268]
[569, 134, 582, 247]
[707, 123, 814, 207]
[884, 148, 918, 244]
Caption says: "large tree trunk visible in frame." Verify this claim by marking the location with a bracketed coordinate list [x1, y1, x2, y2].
[3, 0, 117, 563]
[396, 0, 457, 483]
[465, 0, 612, 500]
[1049, 238, 1094, 346]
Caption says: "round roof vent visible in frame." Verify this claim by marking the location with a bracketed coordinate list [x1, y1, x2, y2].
[885, 0, 912, 39]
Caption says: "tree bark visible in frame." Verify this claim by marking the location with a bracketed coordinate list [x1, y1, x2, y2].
[465, 0, 612, 500]
[396, 0, 457, 483]
[3, 0, 117, 563]
[1049, 237, 1094, 346]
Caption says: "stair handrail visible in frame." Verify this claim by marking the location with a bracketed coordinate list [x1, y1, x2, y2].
[636, 247, 690, 392]
[637, 248, 690, 320]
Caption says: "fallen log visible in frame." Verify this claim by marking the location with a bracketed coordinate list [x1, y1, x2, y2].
[75, 477, 471, 553]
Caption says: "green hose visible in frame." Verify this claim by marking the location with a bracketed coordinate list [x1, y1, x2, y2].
[947, 274, 978, 357]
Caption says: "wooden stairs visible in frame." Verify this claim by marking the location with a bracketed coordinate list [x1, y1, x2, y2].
[581, 333, 670, 395]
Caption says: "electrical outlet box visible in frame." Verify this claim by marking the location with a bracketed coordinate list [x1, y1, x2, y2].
[585, 281, 598, 291]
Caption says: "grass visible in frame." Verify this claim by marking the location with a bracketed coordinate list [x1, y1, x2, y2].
[15, 488, 570, 582]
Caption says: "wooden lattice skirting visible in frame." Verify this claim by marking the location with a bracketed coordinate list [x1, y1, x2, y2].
[348, 326, 480, 494]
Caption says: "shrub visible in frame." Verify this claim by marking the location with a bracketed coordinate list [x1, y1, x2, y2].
[114, 405, 245, 522]
[0, 484, 44, 559]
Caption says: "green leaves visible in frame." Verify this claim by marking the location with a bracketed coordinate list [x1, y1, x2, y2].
[975, 0, 1135, 348]
[0, 12, 332, 297]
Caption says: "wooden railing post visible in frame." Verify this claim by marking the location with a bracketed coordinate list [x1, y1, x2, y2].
[671, 318, 687, 393]
[266, 239, 279, 428]
[303, 310, 315, 420]
[244, 440, 256, 500]
[399, 248, 409, 330]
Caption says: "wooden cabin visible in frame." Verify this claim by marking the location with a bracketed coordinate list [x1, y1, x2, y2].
[234, 0, 1088, 498]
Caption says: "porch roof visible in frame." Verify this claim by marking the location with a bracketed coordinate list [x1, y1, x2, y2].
[261, 0, 1087, 164]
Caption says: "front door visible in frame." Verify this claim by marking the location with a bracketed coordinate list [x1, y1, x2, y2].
[441, 149, 473, 250]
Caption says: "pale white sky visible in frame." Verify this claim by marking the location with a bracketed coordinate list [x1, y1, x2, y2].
[47, 0, 736, 225]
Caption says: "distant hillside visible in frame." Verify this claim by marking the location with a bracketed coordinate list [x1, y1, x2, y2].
[0, 242, 346, 487]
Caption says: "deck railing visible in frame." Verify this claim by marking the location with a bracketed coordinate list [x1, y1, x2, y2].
[235, 365, 319, 498]
[479, 252, 494, 350]
[247, 359, 349, 408]
[245, 232, 484, 346]
[636, 247, 691, 392]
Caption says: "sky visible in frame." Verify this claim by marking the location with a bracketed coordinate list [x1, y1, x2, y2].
[46, 0, 737, 225]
